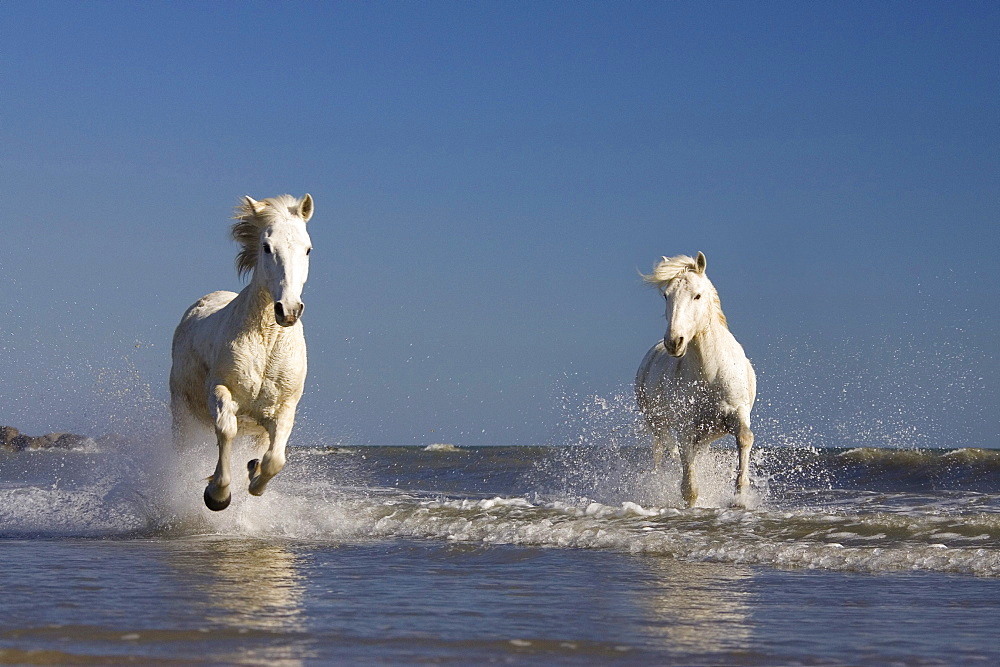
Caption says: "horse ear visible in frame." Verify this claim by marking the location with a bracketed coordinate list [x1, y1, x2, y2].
[696, 251, 707, 274]
[299, 193, 314, 222]
[244, 196, 268, 215]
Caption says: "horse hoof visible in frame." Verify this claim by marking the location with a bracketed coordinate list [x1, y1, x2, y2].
[204, 487, 231, 512]
[247, 459, 267, 496]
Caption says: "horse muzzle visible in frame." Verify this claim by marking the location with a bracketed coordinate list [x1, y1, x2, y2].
[665, 336, 687, 357]
[274, 301, 304, 327]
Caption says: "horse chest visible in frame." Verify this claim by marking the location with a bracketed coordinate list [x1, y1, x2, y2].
[645, 353, 737, 428]
[224, 338, 305, 406]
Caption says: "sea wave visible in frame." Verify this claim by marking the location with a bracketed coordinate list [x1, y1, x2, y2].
[758, 446, 1000, 494]
[3, 444, 1000, 576]
[355, 493, 1000, 576]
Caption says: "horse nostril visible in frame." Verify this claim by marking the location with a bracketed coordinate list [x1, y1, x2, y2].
[667, 336, 685, 356]
[273, 302, 303, 325]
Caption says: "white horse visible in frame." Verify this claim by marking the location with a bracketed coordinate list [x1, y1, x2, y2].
[635, 252, 756, 507]
[170, 194, 314, 511]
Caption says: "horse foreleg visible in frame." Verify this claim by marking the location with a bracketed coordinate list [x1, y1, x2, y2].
[652, 432, 664, 471]
[248, 410, 293, 496]
[651, 430, 681, 471]
[205, 385, 237, 511]
[734, 421, 754, 506]
[680, 444, 699, 508]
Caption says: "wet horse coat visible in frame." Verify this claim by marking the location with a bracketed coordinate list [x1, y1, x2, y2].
[635, 252, 756, 507]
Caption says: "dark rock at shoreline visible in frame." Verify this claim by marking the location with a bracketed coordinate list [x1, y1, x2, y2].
[1, 426, 96, 452]
[0, 425, 29, 451]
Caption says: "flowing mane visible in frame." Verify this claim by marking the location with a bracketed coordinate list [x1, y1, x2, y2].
[640, 254, 728, 329]
[640, 254, 700, 288]
[232, 194, 309, 279]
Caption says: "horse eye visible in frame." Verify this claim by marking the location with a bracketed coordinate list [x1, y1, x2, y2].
[694, 294, 702, 300]
[262, 243, 273, 255]
[306, 247, 312, 256]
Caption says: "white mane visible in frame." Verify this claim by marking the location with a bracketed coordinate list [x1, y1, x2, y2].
[640, 254, 701, 289]
[641, 254, 728, 328]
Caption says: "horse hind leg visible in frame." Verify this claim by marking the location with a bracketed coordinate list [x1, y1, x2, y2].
[205, 385, 237, 511]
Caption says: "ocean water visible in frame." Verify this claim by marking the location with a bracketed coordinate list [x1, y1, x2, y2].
[2, 437, 1000, 665]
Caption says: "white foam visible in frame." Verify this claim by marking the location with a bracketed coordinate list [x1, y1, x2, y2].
[5, 468, 1000, 576]
[0, 485, 147, 536]
[423, 443, 461, 452]
[4, 422, 1000, 577]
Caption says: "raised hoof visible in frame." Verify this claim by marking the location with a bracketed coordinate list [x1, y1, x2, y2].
[204, 486, 231, 512]
[247, 459, 266, 496]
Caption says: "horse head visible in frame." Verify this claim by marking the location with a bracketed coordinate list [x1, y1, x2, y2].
[660, 251, 712, 357]
[236, 194, 314, 327]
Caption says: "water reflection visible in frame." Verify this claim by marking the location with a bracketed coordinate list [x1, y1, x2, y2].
[209, 540, 302, 625]
[167, 537, 308, 666]
[636, 557, 755, 659]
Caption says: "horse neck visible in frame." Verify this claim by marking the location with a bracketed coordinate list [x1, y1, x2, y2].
[688, 312, 736, 377]
[230, 271, 286, 341]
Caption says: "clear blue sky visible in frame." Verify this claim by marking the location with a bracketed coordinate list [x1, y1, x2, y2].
[2, 1, 997, 448]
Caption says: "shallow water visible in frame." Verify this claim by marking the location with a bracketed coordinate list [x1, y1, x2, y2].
[2, 443, 1000, 664]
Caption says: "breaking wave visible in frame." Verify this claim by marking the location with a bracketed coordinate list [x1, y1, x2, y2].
[3, 443, 1000, 577]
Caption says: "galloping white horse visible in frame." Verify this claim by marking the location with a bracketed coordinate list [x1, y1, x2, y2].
[170, 194, 314, 511]
[635, 252, 756, 507]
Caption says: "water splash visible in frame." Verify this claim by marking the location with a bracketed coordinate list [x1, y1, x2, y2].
[530, 387, 761, 510]
[754, 333, 992, 450]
